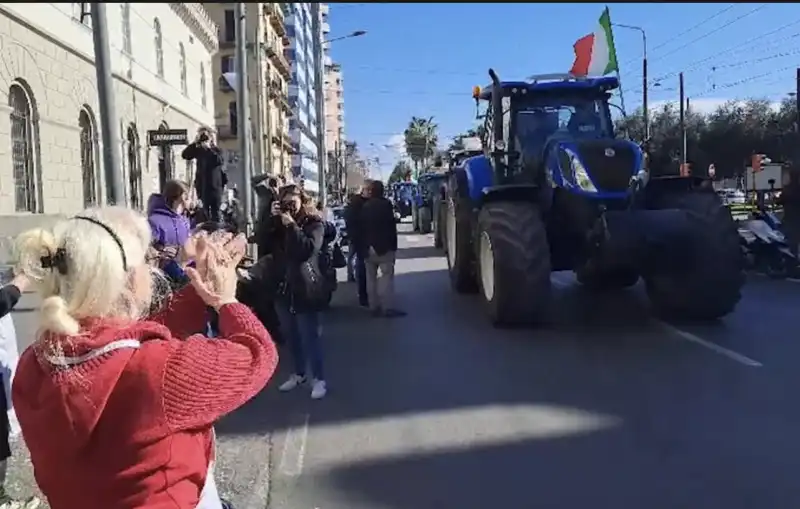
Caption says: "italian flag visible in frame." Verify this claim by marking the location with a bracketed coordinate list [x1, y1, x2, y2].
[569, 7, 619, 77]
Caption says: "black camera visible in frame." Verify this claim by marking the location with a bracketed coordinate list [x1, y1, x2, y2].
[279, 201, 294, 213]
[198, 132, 210, 143]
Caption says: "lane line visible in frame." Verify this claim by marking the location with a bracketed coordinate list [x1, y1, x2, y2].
[278, 413, 310, 477]
[657, 321, 763, 368]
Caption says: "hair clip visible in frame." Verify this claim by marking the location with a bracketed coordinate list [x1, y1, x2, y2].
[40, 247, 68, 275]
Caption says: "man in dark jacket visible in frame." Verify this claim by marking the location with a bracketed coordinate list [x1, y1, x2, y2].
[344, 183, 370, 305]
[182, 127, 226, 223]
[361, 179, 406, 318]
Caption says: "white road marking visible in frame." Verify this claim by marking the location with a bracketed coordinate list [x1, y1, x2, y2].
[551, 274, 762, 367]
[657, 321, 763, 368]
[278, 413, 310, 477]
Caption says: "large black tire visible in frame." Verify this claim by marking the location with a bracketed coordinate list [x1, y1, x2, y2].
[434, 203, 444, 249]
[418, 206, 433, 234]
[644, 190, 744, 320]
[476, 201, 552, 327]
[446, 171, 478, 293]
[576, 267, 639, 291]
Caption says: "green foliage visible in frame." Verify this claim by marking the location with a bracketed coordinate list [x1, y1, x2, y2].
[387, 160, 413, 185]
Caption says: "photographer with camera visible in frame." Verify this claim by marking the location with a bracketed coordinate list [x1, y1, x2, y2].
[261, 184, 328, 400]
[182, 127, 227, 223]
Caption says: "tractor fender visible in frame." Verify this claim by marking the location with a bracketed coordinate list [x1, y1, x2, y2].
[462, 154, 494, 203]
[480, 184, 541, 207]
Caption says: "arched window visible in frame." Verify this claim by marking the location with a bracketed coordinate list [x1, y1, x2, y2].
[154, 17, 164, 78]
[9, 82, 38, 212]
[121, 3, 132, 55]
[200, 62, 207, 108]
[79, 108, 98, 206]
[179, 43, 187, 95]
[126, 125, 142, 210]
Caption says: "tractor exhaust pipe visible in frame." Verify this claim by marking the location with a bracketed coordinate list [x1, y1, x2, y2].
[488, 69, 506, 179]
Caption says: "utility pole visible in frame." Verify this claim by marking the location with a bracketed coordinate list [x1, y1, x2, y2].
[679, 72, 686, 167]
[235, 3, 253, 233]
[642, 49, 649, 141]
[311, 4, 328, 207]
[251, 6, 266, 177]
[796, 68, 800, 134]
[90, 3, 125, 205]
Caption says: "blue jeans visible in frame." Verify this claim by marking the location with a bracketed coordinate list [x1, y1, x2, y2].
[276, 306, 324, 380]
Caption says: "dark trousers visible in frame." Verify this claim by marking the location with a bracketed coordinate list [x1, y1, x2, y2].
[0, 383, 11, 461]
[202, 191, 222, 223]
[355, 253, 369, 306]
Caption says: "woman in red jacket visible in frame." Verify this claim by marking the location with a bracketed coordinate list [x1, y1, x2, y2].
[11, 206, 278, 509]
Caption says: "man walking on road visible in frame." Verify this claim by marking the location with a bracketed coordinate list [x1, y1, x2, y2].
[345, 182, 371, 307]
[181, 127, 227, 223]
[361, 180, 406, 318]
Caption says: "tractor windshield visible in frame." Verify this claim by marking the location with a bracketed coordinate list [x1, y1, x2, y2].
[511, 95, 614, 154]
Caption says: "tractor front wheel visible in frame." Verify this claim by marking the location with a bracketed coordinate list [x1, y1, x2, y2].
[476, 201, 551, 327]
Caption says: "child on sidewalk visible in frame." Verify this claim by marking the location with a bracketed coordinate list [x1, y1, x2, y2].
[0, 272, 39, 509]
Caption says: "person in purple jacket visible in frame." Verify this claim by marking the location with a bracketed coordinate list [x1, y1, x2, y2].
[147, 180, 192, 254]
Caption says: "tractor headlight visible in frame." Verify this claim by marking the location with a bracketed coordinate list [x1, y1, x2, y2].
[565, 149, 597, 192]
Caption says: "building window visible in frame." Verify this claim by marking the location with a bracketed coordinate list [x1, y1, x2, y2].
[229, 101, 238, 135]
[121, 3, 132, 54]
[126, 124, 142, 210]
[79, 107, 98, 206]
[224, 9, 235, 42]
[200, 63, 207, 108]
[179, 43, 187, 95]
[221, 55, 235, 74]
[154, 17, 164, 78]
[9, 82, 38, 213]
[72, 3, 90, 26]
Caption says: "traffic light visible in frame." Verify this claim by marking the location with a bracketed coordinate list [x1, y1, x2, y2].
[751, 153, 771, 173]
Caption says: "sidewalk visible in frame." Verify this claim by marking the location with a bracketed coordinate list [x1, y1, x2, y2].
[0, 215, 65, 264]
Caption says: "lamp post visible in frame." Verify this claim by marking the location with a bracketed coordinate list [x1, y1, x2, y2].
[612, 23, 648, 141]
[314, 29, 366, 208]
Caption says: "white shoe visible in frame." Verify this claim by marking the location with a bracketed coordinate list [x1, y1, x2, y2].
[278, 374, 306, 392]
[0, 498, 41, 509]
[310, 379, 327, 400]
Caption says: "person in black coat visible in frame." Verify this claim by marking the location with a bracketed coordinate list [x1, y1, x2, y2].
[261, 184, 329, 400]
[344, 184, 371, 306]
[360, 179, 406, 318]
[182, 127, 226, 223]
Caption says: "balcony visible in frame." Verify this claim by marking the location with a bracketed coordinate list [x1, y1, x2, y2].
[320, 4, 329, 15]
[265, 4, 286, 37]
[322, 21, 330, 34]
[265, 35, 291, 79]
[218, 75, 234, 93]
[216, 124, 238, 140]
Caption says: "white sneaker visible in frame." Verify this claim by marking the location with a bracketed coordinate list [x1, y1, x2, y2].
[0, 498, 41, 509]
[310, 379, 327, 400]
[278, 374, 306, 392]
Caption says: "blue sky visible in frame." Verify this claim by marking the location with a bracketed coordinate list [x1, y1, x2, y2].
[328, 3, 800, 179]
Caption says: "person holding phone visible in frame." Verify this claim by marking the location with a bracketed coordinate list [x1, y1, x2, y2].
[182, 127, 227, 223]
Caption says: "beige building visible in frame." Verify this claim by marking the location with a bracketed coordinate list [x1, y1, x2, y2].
[324, 61, 346, 197]
[207, 3, 292, 185]
[0, 3, 217, 219]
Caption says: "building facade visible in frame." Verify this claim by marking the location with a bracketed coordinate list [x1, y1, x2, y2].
[324, 62, 345, 198]
[207, 3, 292, 187]
[286, 2, 325, 195]
[0, 3, 217, 218]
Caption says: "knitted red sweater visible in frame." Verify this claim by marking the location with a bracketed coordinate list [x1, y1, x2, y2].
[12, 287, 278, 509]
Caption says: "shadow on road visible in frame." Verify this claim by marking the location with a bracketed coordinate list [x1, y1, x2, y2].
[394, 245, 440, 260]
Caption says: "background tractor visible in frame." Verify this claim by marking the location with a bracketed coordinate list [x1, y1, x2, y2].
[416, 169, 448, 236]
[391, 181, 416, 223]
[439, 144, 484, 253]
[445, 69, 744, 327]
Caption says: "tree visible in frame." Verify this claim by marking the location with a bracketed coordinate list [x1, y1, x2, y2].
[404, 116, 439, 172]
[387, 160, 412, 185]
[613, 96, 799, 178]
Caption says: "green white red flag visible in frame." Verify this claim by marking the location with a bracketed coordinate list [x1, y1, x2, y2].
[569, 7, 619, 77]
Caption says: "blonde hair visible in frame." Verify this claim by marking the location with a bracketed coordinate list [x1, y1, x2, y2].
[14, 206, 152, 337]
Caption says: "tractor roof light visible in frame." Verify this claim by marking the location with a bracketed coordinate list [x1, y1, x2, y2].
[472, 86, 481, 99]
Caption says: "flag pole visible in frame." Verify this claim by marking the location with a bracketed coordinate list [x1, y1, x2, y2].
[604, 6, 626, 116]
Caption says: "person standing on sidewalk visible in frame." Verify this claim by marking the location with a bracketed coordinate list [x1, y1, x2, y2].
[182, 127, 226, 223]
[344, 183, 370, 306]
[0, 272, 40, 509]
[361, 180, 406, 318]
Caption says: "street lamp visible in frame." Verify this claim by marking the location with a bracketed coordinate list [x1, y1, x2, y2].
[315, 27, 367, 208]
[612, 23, 648, 141]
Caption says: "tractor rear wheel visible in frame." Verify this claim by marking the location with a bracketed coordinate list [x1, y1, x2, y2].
[644, 190, 744, 320]
[477, 201, 551, 327]
[446, 173, 478, 293]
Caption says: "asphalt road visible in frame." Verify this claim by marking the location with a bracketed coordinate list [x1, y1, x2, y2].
[7, 223, 800, 508]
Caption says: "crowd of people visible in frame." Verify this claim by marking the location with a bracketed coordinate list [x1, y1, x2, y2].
[0, 126, 413, 508]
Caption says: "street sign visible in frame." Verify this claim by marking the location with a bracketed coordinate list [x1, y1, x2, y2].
[147, 129, 188, 146]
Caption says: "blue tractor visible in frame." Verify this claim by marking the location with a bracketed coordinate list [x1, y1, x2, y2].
[445, 70, 743, 327]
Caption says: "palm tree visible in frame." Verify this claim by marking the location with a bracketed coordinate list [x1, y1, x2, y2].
[403, 116, 438, 175]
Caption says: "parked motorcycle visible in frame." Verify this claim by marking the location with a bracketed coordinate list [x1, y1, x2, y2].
[738, 210, 797, 278]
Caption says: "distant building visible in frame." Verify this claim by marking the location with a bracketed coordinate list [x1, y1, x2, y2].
[0, 3, 217, 216]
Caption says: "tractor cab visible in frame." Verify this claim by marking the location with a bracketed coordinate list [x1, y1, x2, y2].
[473, 73, 642, 197]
